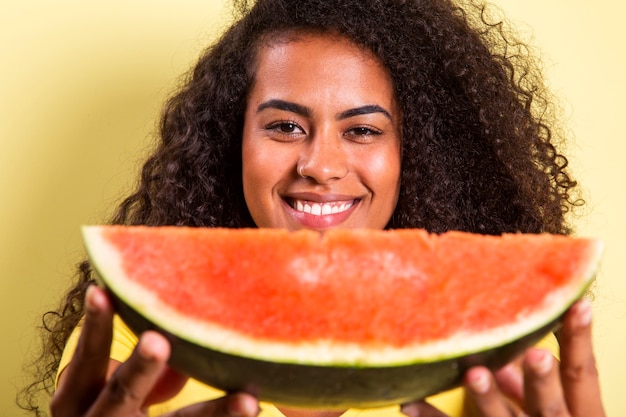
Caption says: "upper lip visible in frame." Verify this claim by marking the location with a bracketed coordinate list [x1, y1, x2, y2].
[284, 191, 359, 204]
[283, 192, 360, 216]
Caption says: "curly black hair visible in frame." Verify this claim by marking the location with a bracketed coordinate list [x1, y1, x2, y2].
[19, 0, 581, 414]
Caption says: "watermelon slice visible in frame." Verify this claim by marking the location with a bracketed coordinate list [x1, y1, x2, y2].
[82, 226, 602, 409]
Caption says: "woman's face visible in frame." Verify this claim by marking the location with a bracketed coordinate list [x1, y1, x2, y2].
[242, 34, 402, 231]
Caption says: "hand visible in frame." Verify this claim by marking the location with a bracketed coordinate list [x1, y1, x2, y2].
[401, 299, 606, 417]
[50, 285, 260, 417]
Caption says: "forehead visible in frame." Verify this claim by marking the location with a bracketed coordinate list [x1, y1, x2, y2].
[249, 33, 397, 107]
[256, 32, 384, 71]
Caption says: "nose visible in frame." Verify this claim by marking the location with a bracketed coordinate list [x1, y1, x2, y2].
[298, 129, 349, 183]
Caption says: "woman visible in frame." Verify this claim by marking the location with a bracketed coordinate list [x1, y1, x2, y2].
[22, 0, 605, 416]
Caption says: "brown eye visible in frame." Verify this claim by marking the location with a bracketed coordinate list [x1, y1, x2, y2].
[279, 122, 300, 133]
[267, 120, 304, 134]
[345, 126, 382, 143]
[265, 120, 306, 142]
[351, 127, 377, 136]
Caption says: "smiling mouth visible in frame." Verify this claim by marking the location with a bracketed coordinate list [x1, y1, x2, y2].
[290, 199, 356, 216]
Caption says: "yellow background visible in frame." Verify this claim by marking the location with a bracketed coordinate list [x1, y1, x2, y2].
[1, 1, 624, 415]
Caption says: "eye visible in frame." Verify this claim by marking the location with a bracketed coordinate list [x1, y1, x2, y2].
[345, 126, 382, 142]
[269, 121, 302, 133]
[263, 120, 307, 142]
[350, 127, 379, 136]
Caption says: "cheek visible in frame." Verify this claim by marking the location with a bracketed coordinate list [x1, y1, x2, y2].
[241, 138, 264, 216]
[242, 139, 285, 192]
[241, 122, 270, 197]
[367, 146, 401, 197]
[242, 142, 259, 190]
[242, 137, 291, 227]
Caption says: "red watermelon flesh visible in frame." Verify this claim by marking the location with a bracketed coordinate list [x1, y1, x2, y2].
[83, 226, 602, 367]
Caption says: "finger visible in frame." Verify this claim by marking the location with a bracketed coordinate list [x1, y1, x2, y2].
[558, 299, 605, 416]
[50, 285, 114, 416]
[401, 399, 451, 417]
[163, 392, 260, 417]
[464, 366, 520, 416]
[523, 348, 568, 417]
[143, 366, 189, 407]
[87, 330, 171, 416]
[493, 360, 525, 403]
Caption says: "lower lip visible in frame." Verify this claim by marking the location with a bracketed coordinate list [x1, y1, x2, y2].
[284, 200, 358, 229]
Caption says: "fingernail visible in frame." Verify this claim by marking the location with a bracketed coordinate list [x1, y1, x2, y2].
[574, 299, 592, 328]
[467, 370, 490, 394]
[400, 403, 420, 417]
[85, 285, 101, 313]
[227, 393, 259, 417]
[137, 331, 169, 362]
[529, 350, 553, 376]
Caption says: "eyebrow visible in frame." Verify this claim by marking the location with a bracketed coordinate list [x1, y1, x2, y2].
[338, 105, 392, 121]
[257, 99, 392, 121]
[257, 99, 311, 117]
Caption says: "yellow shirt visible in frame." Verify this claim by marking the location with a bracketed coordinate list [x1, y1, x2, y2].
[58, 315, 559, 416]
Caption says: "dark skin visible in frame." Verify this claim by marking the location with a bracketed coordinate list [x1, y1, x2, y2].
[53, 286, 259, 417]
[403, 299, 605, 417]
[53, 286, 604, 417]
[51, 34, 605, 417]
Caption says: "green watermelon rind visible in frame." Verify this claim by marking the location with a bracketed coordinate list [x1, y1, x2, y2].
[82, 225, 602, 366]
[110, 290, 563, 409]
[81, 225, 602, 408]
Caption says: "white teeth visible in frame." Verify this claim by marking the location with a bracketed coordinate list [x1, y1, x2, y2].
[293, 200, 353, 216]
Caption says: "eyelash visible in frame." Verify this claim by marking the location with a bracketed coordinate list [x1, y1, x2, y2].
[265, 121, 383, 142]
[347, 126, 382, 136]
[266, 120, 305, 136]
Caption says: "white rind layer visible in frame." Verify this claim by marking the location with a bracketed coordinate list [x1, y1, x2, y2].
[82, 226, 602, 367]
